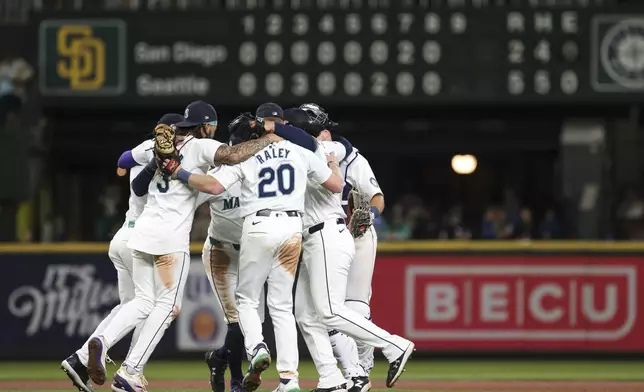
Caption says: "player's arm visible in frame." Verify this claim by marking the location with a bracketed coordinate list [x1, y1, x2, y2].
[273, 123, 317, 152]
[131, 160, 157, 197]
[330, 134, 353, 161]
[321, 140, 350, 162]
[213, 133, 280, 165]
[179, 172, 226, 195]
[171, 165, 241, 196]
[325, 155, 344, 193]
[306, 149, 343, 193]
[349, 154, 385, 216]
[118, 139, 154, 170]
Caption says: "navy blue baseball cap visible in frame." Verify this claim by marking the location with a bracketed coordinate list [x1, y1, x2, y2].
[176, 100, 218, 128]
[283, 108, 310, 126]
[256, 102, 283, 120]
[157, 113, 184, 126]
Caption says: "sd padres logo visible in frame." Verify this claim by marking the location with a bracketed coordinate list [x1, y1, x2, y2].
[56, 25, 106, 90]
[600, 19, 644, 89]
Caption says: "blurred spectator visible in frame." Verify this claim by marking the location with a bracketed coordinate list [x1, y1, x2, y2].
[481, 206, 513, 239]
[616, 188, 644, 221]
[538, 208, 563, 239]
[512, 207, 534, 239]
[616, 188, 644, 239]
[503, 188, 521, 224]
[191, 204, 210, 242]
[0, 49, 34, 127]
[382, 203, 412, 241]
[411, 206, 440, 239]
[94, 184, 122, 240]
[438, 205, 471, 239]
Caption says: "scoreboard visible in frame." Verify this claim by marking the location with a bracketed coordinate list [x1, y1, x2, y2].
[36, 0, 644, 107]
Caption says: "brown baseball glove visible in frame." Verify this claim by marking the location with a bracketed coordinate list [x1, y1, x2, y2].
[154, 123, 180, 176]
[348, 190, 374, 238]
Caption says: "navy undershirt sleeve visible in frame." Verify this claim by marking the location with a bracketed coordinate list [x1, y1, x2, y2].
[132, 161, 157, 197]
[274, 123, 317, 152]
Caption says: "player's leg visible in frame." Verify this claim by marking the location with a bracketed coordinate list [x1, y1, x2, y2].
[236, 218, 275, 392]
[294, 259, 347, 391]
[113, 251, 190, 391]
[223, 247, 245, 391]
[203, 239, 244, 392]
[63, 229, 130, 392]
[345, 227, 377, 374]
[87, 250, 156, 385]
[265, 221, 302, 392]
[122, 251, 190, 371]
[308, 224, 414, 388]
[302, 226, 366, 391]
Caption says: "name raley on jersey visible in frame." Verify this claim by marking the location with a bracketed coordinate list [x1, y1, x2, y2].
[255, 147, 291, 164]
[255, 102, 290, 164]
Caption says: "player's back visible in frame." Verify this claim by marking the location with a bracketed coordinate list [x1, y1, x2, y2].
[129, 136, 222, 255]
[237, 140, 311, 218]
[196, 167, 243, 245]
[303, 141, 345, 228]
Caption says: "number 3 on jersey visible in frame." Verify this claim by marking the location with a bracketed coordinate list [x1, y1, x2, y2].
[258, 164, 294, 198]
[157, 175, 170, 193]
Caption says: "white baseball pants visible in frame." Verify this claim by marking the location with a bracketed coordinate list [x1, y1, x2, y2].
[236, 211, 302, 379]
[99, 249, 190, 372]
[76, 225, 143, 365]
[295, 223, 351, 388]
[202, 238, 266, 324]
[301, 220, 408, 368]
[344, 226, 378, 372]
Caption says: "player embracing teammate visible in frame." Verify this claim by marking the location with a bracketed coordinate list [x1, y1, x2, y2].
[58, 101, 413, 392]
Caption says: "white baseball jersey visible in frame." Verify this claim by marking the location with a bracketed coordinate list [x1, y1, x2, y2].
[128, 137, 223, 255]
[196, 166, 243, 244]
[212, 140, 332, 218]
[302, 141, 348, 228]
[124, 139, 155, 223]
[340, 149, 383, 212]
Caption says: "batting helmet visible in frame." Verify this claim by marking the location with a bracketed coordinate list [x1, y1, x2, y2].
[228, 112, 261, 146]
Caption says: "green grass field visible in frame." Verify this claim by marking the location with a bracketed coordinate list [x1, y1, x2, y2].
[1, 360, 644, 391]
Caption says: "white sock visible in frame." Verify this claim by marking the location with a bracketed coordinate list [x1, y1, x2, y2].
[346, 301, 375, 374]
[75, 303, 124, 366]
[329, 330, 365, 378]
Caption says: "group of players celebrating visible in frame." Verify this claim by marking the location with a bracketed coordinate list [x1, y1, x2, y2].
[58, 100, 414, 392]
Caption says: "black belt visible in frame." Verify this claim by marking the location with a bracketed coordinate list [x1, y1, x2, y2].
[256, 209, 301, 218]
[308, 218, 345, 235]
[209, 237, 240, 251]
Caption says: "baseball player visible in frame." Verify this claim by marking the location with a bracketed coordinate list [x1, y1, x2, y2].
[84, 101, 280, 392]
[299, 103, 386, 379]
[284, 108, 413, 391]
[199, 114, 266, 392]
[59, 113, 182, 392]
[164, 103, 344, 392]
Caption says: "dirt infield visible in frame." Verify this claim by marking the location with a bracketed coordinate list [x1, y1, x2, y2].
[2, 379, 644, 391]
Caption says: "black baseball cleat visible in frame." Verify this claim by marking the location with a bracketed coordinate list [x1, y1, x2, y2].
[231, 379, 244, 392]
[348, 376, 371, 392]
[60, 353, 94, 392]
[386, 342, 415, 388]
[309, 383, 347, 392]
[205, 350, 228, 392]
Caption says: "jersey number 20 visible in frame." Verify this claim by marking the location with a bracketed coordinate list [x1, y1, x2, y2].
[258, 164, 294, 198]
